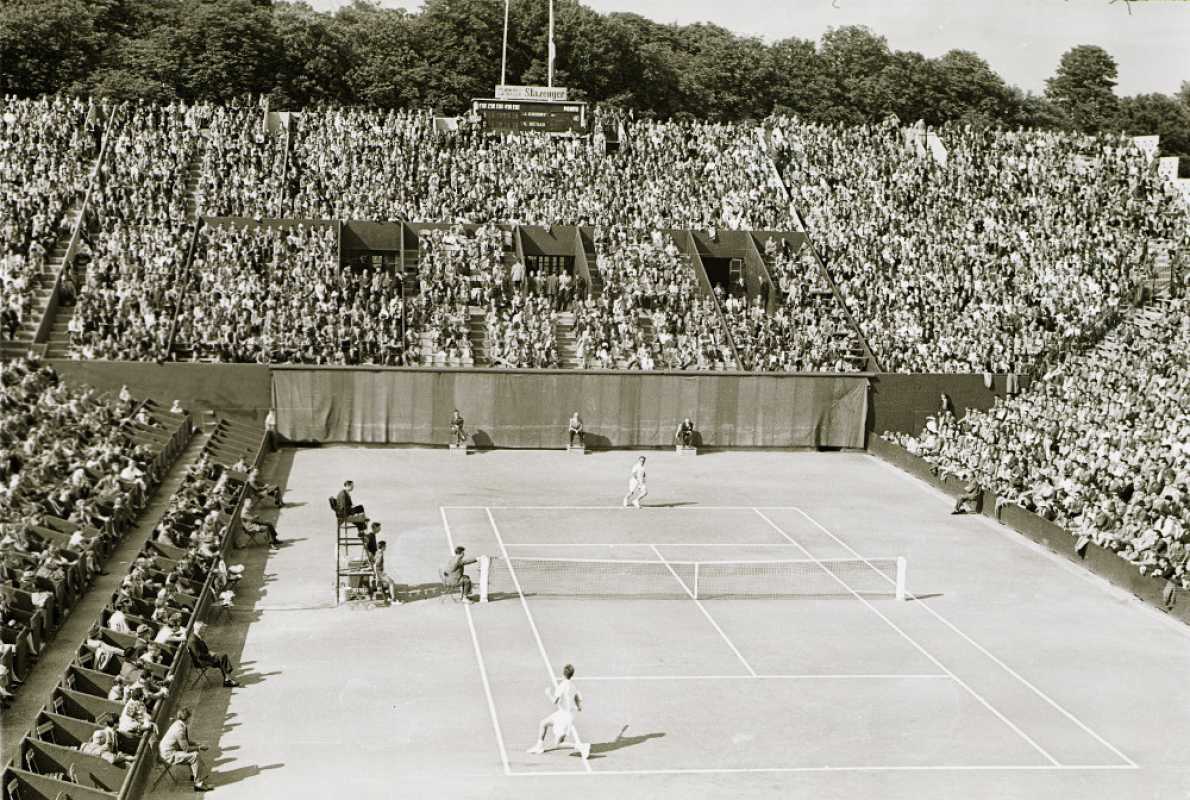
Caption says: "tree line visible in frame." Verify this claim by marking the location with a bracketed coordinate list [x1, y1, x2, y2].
[1, 0, 1188, 164]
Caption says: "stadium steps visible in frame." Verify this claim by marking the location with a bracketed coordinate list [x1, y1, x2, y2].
[184, 135, 207, 218]
[467, 306, 489, 366]
[555, 312, 579, 368]
[1, 206, 83, 360]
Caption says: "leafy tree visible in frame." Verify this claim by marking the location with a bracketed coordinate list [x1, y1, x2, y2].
[271, 2, 353, 108]
[1117, 93, 1190, 161]
[1045, 45, 1120, 133]
[766, 37, 837, 121]
[0, 0, 104, 96]
[933, 50, 1020, 127]
[819, 26, 892, 122]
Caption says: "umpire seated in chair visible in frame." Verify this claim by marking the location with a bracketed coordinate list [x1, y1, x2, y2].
[334, 480, 368, 534]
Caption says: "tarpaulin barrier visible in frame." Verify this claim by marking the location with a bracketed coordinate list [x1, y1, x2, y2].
[271, 368, 868, 448]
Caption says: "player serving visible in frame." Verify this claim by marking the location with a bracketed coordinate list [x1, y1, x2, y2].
[622, 456, 648, 509]
[527, 664, 591, 759]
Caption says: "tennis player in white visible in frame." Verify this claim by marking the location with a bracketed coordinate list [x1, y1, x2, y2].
[622, 456, 648, 509]
[527, 664, 591, 759]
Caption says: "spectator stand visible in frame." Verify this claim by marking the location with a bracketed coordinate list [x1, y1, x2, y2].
[2, 98, 110, 361]
[1, 380, 190, 697]
[1, 393, 194, 800]
[681, 230, 742, 370]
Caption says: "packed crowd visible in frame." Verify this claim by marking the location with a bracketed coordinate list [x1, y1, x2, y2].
[0, 360, 159, 704]
[769, 116, 1190, 373]
[67, 223, 193, 360]
[9, 95, 1189, 377]
[172, 222, 408, 364]
[723, 236, 864, 372]
[572, 229, 735, 370]
[197, 108, 287, 219]
[1, 96, 102, 341]
[286, 108, 791, 230]
[887, 299, 1190, 589]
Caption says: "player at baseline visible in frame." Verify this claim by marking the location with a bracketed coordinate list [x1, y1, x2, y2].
[622, 456, 648, 508]
[527, 664, 591, 759]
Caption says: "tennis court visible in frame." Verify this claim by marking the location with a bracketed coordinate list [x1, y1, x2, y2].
[183, 447, 1190, 800]
[443, 503, 1135, 778]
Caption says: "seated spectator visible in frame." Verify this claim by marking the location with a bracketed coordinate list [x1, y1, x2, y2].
[159, 707, 212, 791]
[189, 621, 240, 687]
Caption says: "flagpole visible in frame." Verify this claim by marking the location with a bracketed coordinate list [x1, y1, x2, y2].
[500, 0, 510, 87]
[547, 0, 555, 88]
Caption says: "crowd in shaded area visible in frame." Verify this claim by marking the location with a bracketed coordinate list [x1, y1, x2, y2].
[1, 359, 166, 705]
[887, 298, 1190, 591]
[769, 117, 1190, 373]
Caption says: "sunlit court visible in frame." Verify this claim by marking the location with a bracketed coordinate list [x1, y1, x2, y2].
[202, 447, 1190, 800]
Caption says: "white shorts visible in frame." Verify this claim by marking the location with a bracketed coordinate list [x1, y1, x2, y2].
[627, 479, 645, 494]
[546, 709, 574, 734]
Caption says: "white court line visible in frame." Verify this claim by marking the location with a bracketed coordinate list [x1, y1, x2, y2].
[790, 505, 1139, 770]
[504, 542, 805, 547]
[445, 505, 797, 511]
[486, 508, 594, 773]
[753, 508, 1061, 767]
[646, 544, 757, 677]
[575, 674, 949, 681]
[509, 763, 1139, 777]
[440, 507, 511, 776]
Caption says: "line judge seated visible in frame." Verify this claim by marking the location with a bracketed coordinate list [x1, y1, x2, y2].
[334, 480, 368, 534]
[568, 411, 584, 447]
[675, 417, 695, 448]
[443, 545, 478, 603]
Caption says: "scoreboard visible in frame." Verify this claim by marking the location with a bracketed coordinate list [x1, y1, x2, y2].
[472, 98, 589, 136]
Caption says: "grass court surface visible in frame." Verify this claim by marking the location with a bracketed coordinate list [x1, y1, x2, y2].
[151, 448, 1190, 800]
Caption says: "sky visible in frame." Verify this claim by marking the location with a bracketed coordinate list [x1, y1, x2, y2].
[304, 0, 1190, 96]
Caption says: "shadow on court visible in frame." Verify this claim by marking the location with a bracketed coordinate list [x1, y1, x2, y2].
[572, 727, 666, 759]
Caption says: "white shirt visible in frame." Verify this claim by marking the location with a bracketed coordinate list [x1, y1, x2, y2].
[553, 679, 581, 713]
[630, 462, 646, 484]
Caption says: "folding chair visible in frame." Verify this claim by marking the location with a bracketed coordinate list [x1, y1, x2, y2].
[150, 749, 190, 790]
[188, 647, 216, 689]
[238, 521, 267, 548]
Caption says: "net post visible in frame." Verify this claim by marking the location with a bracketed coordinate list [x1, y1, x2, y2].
[479, 555, 490, 604]
[896, 556, 907, 601]
[693, 562, 700, 600]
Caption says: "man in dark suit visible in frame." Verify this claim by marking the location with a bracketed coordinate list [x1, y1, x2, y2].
[189, 622, 239, 687]
[335, 480, 367, 534]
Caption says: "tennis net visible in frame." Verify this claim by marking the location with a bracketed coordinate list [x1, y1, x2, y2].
[478, 555, 906, 602]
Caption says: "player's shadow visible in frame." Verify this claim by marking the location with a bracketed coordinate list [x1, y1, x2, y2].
[648, 501, 699, 508]
[573, 729, 666, 759]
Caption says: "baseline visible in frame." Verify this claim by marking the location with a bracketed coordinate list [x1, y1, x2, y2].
[507, 763, 1139, 777]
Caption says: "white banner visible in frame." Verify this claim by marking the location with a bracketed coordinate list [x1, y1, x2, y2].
[495, 84, 569, 102]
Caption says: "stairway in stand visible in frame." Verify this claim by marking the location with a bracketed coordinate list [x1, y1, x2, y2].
[467, 306, 489, 366]
[555, 311, 578, 368]
[1, 205, 82, 359]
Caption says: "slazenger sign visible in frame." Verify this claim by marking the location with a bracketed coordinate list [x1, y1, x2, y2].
[495, 85, 569, 102]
